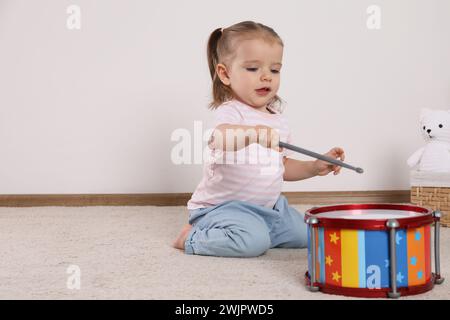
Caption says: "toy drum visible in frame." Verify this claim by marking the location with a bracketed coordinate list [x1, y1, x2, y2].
[304, 204, 445, 298]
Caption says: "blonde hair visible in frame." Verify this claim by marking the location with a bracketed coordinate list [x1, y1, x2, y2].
[206, 21, 285, 112]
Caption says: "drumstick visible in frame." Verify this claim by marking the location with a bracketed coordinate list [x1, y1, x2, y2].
[279, 141, 364, 174]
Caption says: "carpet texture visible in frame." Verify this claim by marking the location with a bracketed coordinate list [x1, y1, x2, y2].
[0, 205, 448, 300]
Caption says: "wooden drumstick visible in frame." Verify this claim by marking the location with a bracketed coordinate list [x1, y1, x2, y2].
[279, 141, 364, 174]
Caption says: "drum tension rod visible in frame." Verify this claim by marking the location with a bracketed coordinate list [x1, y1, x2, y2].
[433, 211, 445, 285]
[386, 219, 401, 299]
[307, 217, 320, 292]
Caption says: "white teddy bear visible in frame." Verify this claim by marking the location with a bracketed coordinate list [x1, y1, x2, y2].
[407, 108, 450, 172]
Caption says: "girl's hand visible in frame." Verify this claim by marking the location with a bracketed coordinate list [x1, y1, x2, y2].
[313, 147, 345, 176]
[255, 125, 283, 152]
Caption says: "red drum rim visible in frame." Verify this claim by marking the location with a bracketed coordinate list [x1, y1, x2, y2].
[304, 272, 436, 298]
[304, 203, 434, 230]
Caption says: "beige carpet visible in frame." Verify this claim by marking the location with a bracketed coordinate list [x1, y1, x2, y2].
[0, 205, 448, 300]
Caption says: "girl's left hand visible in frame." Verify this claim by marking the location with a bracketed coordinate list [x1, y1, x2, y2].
[313, 147, 345, 176]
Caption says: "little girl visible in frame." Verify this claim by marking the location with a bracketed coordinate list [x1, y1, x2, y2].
[173, 21, 345, 257]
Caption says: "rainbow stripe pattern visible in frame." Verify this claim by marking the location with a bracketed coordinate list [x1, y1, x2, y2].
[307, 225, 432, 288]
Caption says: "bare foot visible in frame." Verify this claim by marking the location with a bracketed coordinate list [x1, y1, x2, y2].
[172, 224, 193, 250]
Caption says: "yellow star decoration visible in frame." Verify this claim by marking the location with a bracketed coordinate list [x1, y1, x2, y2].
[329, 232, 340, 244]
[325, 255, 333, 266]
[332, 271, 341, 282]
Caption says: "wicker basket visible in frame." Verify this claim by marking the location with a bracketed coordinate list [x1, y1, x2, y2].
[410, 170, 450, 227]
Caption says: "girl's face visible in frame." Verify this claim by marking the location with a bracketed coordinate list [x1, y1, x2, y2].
[217, 38, 283, 110]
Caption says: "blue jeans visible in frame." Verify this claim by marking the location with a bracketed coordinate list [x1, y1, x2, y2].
[184, 195, 308, 257]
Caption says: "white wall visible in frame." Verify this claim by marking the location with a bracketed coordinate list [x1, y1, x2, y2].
[0, 0, 449, 194]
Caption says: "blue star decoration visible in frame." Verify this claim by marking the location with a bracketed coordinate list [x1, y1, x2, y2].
[395, 232, 403, 245]
[410, 256, 417, 266]
[397, 272, 404, 284]
[384, 259, 389, 268]
[414, 230, 421, 241]
[417, 270, 423, 279]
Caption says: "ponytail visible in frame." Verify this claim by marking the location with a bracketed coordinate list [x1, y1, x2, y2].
[206, 28, 233, 109]
[207, 28, 222, 80]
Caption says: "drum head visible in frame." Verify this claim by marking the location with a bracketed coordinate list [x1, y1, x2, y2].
[315, 209, 423, 220]
[305, 204, 434, 229]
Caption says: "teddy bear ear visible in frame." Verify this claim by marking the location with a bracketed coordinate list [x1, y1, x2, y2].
[420, 108, 432, 121]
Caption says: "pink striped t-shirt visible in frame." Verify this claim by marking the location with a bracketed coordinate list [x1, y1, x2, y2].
[186, 99, 294, 210]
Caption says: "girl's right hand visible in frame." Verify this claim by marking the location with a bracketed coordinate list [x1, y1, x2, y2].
[255, 125, 282, 152]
